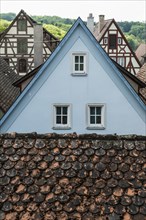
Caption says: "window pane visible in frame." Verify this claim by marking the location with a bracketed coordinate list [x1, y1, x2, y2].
[90, 116, 95, 124]
[19, 59, 27, 73]
[75, 56, 79, 63]
[80, 56, 84, 63]
[56, 107, 61, 115]
[62, 116, 67, 124]
[17, 38, 27, 54]
[96, 116, 101, 124]
[63, 107, 67, 115]
[90, 107, 95, 115]
[96, 107, 101, 115]
[56, 116, 61, 124]
[109, 34, 116, 49]
[75, 64, 79, 71]
[80, 64, 84, 71]
[18, 19, 27, 31]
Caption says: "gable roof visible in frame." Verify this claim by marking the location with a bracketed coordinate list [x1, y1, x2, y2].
[1, 17, 146, 129]
[0, 9, 59, 51]
[93, 18, 141, 68]
[0, 57, 21, 113]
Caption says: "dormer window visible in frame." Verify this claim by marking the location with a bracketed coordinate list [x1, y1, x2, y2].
[109, 34, 117, 49]
[72, 53, 87, 75]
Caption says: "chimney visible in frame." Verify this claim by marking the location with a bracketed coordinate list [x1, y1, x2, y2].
[34, 24, 43, 68]
[98, 15, 105, 33]
[87, 13, 94, 33]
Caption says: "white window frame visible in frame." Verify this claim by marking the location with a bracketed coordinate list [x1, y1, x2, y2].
[72, 52, 87, 76]
[53, 104, 71, 130]
[87, 104, 106, 130]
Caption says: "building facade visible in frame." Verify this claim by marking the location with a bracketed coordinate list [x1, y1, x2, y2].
[0, 10, 59, 75]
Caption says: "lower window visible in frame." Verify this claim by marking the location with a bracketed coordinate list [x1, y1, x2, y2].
[87, 104, 105, 129]
[53, 104, 71, 129]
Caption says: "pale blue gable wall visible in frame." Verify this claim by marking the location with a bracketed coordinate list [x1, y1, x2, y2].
[1, 25, 146, 134]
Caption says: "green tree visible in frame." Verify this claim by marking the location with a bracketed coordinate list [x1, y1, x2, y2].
[0, 13, 16, 21]
[0, 19, 10, 32]
[125, 34, 139, 51]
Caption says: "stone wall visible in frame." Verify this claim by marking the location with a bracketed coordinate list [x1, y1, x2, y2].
[0, 133, 146, 220]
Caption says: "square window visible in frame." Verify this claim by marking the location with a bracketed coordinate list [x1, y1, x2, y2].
[53, 104, 71, 129]
[87, 104, 105, 129]
[72, 53, 87, 75]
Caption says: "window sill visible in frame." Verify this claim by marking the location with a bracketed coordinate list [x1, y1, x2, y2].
[86, 126, 105, 130]
[52, 126, 71, 130]
[71, 72, 88, 76]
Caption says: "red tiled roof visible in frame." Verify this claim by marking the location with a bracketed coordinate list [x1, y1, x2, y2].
[135, 44, 146, 62]
[0, 133, 146, 220]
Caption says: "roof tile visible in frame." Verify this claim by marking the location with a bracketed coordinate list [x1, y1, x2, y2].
[0, 133, 146, 219]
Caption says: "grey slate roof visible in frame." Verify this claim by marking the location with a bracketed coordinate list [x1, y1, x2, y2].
[0, 57, 21, 113]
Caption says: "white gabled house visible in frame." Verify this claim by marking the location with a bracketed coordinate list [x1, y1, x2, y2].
[0, 18, 146, 135]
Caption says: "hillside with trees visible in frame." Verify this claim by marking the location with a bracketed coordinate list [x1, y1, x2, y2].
[0, 13, 145, 50]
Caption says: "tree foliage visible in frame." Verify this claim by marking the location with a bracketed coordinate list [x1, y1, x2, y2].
[0, 19, 11, 32]
[118, 21, 146, 50]
[0, 13, 16, 21]
[43, 24, 66, 39]
[0, 13, 145, 51]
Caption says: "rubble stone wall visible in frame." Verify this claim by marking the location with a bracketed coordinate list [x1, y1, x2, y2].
[0, 133, 146, 220]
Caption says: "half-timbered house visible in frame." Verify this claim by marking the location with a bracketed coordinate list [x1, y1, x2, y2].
[87, 14, 141, 75]
[0, 9, 59, 75]
[1, 18, 146, 135]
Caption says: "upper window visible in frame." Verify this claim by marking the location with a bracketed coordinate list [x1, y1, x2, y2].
[72, 53, 87, 75]
[17, 38, 27, 54]
[19, 59, 27, 73]
[109, 34, 117, 49]
[18, 19, 27, 31]
[87, 104, 105, 129]
[53, 104, 71, 129]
